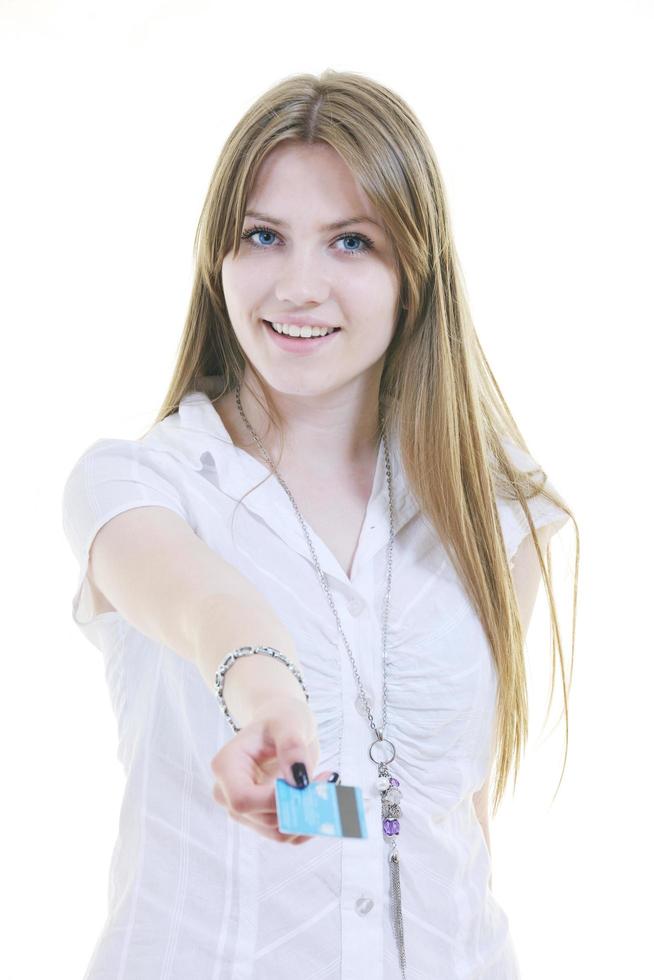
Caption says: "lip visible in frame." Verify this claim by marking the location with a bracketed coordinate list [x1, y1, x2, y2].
[264, 314, 342, 330]
[262, 319, 341, 355]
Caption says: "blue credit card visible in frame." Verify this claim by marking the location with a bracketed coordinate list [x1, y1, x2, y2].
[275, 778, 368, 839]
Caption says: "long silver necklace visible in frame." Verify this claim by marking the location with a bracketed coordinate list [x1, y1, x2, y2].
[235, 383, 408, 979]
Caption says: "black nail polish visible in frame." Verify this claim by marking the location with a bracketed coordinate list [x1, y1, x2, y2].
[327, 771, 340, 783]
[291, 761, 309, 788]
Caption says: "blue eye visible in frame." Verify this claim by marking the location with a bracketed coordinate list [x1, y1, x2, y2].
[245, 227, 276, 247]
[240, 224, 374, 257]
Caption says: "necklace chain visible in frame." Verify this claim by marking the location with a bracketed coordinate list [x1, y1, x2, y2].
[234, 383, 396, 741]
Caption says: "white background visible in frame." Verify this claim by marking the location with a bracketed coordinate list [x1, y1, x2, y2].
[2, 1, 651, 977]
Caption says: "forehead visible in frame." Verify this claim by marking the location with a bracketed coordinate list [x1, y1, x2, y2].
[245, 142, 384, 229]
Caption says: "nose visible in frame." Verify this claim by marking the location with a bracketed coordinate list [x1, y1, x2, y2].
[274, 253, 331, 308]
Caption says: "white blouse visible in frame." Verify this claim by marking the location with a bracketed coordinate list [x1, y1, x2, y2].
[61, 380, 570, 979]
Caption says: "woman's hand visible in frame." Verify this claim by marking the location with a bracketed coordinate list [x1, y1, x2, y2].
[210, 694, 337, 845]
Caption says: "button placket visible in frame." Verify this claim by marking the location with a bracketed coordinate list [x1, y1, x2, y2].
[339, 596, 383, 971]
[347, 595, 365, 616]
[341, 803, 383, 972]
[335, 593, 375, 737]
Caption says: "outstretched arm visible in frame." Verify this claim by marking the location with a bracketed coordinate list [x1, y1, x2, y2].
[87, 505, 306, 726]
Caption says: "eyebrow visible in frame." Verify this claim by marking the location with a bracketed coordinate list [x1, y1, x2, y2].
[243, 210, 383, 231]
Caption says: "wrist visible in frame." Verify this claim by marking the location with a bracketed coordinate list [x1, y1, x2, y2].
[250, 689, 310, 720]
[216, 644, 309, 731]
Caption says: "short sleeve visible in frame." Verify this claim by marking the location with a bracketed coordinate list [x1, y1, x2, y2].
[496, 440, 571, 566]
[61, 438, 191, 638]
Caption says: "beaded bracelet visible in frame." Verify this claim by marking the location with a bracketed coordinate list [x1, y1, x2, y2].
[214, 644, 310, 733]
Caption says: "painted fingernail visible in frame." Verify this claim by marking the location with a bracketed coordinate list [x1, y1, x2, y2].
[327, 771, 340, 783]
[291, 761, 309, 788]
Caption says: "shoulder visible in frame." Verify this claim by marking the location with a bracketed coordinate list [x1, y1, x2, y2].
[61, 433, 197, 549]
[494, 437, 570, 564]
[62, 433, 192, 496]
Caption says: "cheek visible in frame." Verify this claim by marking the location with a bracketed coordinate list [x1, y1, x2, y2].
[352, 273, 399, 335]
[220, 255, 260, 307]
[348, 258, 398, 304]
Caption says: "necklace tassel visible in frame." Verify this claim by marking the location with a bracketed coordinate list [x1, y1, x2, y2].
[389, 847, 407, 978]
[377, 760, 407, 977]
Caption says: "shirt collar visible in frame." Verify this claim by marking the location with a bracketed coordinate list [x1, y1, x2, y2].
[150, 382, 420, 588]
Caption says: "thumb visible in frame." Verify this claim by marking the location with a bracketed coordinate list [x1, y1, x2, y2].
[264, 705, 320, 789]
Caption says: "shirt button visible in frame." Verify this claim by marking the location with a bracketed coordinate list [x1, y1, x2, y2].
[355, 894, 374, 916]
[347, 596, 365, 615]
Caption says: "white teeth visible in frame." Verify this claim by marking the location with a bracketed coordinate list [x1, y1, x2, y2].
[270, 321, 338, 338]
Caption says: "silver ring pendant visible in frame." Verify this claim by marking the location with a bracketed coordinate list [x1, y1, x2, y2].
[369, 736, 396, 765]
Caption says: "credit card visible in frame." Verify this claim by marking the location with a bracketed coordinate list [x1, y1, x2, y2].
[274, 778, 368, 839]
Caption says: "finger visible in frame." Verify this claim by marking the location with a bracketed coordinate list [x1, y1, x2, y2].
[313, 769, 338, 782]
[263, 713, 321, 789]
[211, 779, 277, 815]
[212, 773, 316, 845]
[212, 763, 337, 816]
[211, 753, 325, 814]
[211, 738, 282, 814]
[227, 807, 309, 844]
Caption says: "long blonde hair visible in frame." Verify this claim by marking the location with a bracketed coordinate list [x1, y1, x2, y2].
[144, 69, 579, 817]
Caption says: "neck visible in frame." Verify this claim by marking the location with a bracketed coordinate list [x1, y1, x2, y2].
[223, 370, 383, 476]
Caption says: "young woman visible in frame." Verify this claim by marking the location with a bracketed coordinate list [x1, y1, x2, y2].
[62, 70, 578, 979]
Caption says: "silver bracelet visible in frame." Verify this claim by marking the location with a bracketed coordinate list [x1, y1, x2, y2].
[214, 644, 310, 733]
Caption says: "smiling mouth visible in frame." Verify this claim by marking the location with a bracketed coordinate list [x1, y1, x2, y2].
[263, 319, 342, 338]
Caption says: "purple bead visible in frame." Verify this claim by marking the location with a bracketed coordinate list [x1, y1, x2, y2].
[392, 819, 400, 834]
[383, 818, 394, 835]
[389, 777, 400, 787]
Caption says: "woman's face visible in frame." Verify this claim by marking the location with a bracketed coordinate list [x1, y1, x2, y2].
[220, 141, 400, 399]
